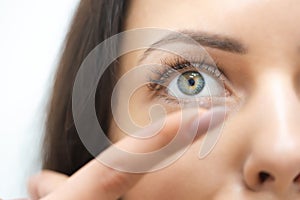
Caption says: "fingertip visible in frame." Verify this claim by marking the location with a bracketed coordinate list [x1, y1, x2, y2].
[27, 173, 40, 200]
[27, 170, 68, 200]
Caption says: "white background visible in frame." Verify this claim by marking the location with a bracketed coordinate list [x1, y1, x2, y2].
[0, 0, 79, 198]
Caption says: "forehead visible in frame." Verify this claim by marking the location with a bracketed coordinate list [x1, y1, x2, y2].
[125, 0, 300, 49]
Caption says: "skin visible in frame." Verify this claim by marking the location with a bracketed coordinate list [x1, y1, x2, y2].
[28, 0, 300, 199]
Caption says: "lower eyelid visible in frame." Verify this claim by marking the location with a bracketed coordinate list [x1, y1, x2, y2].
[152, 93, 232, 110]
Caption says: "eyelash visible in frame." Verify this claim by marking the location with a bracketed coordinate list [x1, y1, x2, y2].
[147, 56, 230, 104]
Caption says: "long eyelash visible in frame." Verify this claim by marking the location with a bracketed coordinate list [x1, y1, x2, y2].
[147, 56, 224, 91]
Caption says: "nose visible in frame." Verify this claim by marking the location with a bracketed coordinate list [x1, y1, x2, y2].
[243, 143, 300, 193]
[242, 73, 300, 193]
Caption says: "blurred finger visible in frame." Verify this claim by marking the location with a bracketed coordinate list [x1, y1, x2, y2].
[28, 170, 68, 200]
[41, 108, 225, 200]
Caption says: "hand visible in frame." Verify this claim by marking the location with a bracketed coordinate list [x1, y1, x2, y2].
[28, 108, 223, 199]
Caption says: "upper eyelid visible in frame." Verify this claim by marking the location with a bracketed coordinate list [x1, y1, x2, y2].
[191, 62, 223, 78]
[147, 60, 225, 91]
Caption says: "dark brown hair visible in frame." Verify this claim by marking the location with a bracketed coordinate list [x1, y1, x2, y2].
[43, 0, 128, 175]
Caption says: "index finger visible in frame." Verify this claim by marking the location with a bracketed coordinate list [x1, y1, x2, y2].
[41, 108, 225, 200]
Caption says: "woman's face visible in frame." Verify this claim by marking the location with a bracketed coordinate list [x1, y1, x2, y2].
[109, 0, 300, 199]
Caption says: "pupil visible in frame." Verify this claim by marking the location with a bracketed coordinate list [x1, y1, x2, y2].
[188, 78, 195, 86]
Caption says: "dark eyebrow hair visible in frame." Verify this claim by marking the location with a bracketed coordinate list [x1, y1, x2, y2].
[139, 30, 247, 62]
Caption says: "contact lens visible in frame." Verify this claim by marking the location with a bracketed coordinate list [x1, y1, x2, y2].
[177, 71, 205, 95]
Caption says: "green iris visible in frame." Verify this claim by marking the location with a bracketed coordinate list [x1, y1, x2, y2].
[177, 71, 205, 95]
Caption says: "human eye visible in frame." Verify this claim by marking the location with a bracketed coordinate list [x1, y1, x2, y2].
[147, 56, 233, 108]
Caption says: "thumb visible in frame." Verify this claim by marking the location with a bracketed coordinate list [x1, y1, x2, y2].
[28, 170, 68, 200]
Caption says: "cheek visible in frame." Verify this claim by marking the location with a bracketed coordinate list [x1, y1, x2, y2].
[109, 77, 247, 199]
[122, 137, 241, 199]
[128, 88, 157, 126]
[128, 88, 181, 127]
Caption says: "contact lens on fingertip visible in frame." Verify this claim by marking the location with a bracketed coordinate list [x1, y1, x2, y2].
[189, 107, 226, 135]
[198, 107, 227, 159]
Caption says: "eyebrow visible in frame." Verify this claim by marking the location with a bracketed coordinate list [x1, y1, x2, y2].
[139, 30, 247, 62]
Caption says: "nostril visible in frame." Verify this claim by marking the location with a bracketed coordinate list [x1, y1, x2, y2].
[293, 174, 300, 182]
[259, 171, 274, 183]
